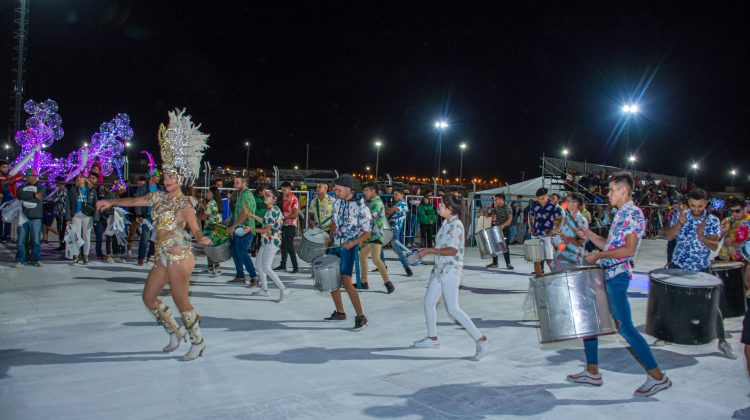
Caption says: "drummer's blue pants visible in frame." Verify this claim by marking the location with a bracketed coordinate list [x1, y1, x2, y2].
[231, 232, 257, 280]
[583, 272, 659, 371]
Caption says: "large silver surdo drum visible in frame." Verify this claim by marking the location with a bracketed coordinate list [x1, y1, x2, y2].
[531, 266, 616, 343]
[297, 228, 328, 263]
[524, 237, 554, 262]
[477, 226, 508, 259]
[312, 254, 342, 292]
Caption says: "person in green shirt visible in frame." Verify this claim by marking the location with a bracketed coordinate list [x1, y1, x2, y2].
[224, 176, 258, 286]
[417, 196, 437, 248]
[359, 182, 394, 293]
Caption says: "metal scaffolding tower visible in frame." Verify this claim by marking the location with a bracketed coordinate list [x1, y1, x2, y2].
[8, 0, 30, 152]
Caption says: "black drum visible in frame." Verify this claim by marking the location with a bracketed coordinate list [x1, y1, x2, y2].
[646, 269, 721, 345]
[710, 261, 746, 318]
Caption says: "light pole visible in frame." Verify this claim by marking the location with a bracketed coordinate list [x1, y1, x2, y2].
[628, 155, 636, 171]
[442, 169, 447, 185]
[3, 144, 9, 160]
[374, 140, 382, 180]
[562, 148, 569, 170]
[124, 141, 131, 180]
[621, 104, 639, 168]
[244, 141, 250, 170]
[434, 120, 448, 181]
[459, 142, 467, 182]
[730, 169, 737, 186]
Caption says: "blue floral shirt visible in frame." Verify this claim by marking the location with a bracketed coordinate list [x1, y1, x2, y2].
[389, 199, 408, 233]
[531, 200, 562, 237]
[331, 197, 372, 245]
[600, 201, 645, 279]
[669, 209, 721, 271]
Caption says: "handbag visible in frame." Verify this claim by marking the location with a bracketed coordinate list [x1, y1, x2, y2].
[82, 203, 96, 217]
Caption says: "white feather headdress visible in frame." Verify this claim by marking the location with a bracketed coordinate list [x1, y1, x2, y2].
[157, 108, 209, 186]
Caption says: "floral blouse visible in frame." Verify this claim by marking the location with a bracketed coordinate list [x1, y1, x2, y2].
[262, 205, 283, 246]
[552, 211, 588, 266]
[433, 215, 465, 275]
[719, 215, 750, 261]
[205, 200, 222, 225]
[601, 201, 644, 279]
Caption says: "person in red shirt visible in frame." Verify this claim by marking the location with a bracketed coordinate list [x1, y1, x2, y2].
[274, 181, 300, 273]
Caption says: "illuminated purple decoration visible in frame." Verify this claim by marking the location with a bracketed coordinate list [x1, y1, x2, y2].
[11, 99, 65, 178]
[64, 113, 133, 182]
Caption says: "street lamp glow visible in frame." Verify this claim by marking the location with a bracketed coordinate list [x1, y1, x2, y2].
[562, 148, 569, 157]
[622, 104, 639, 114]
[730, 169, 737, 176]
[442, 169, 447, 175]
[460, 142, 467, 150]
[244, 141, 249, 147]
[628, 155, 636, 162]
[3, 144, 9, 150]
[691, 163, 699, 170]
[365, 166, 370, 171]
[434, 120, 449, 129]
[125, 141, 131, 148]
[293, 165, 299, 170]
[374, 141, 382, 147]
[83, 142, 89, 147]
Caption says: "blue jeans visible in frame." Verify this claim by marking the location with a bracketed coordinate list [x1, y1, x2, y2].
[390, 227, 410, 269]
[406, 213, 418, 244]
[16, 219, 42, 263]
[231, 232, 257, 279]
[137, 218, 155, 261]
[583, 272, 659, 370]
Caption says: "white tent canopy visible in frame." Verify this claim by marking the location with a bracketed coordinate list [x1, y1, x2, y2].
[473, 176, 564, 200]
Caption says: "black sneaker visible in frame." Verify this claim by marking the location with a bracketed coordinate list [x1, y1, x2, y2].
[385, 281, 395, 294]
[485, 263, 498, 268]
[324, 311, 347, 322]
[227, 277, 245, 284]
[357, 282, 369, 290]
[352, 315, 368, 331]
[291, 268, 299, 274]
[506, 264, 514, 270]
[406, 267, 413, 277]
[273, 265, 286, 271]
[371, 268, 379, 273]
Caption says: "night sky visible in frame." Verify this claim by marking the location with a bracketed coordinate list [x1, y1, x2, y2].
[2, 1, 749, 188]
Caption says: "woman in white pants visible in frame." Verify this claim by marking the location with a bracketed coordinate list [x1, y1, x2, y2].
[66, 175, 97, 264]
[414, 193, 491, 360]
[249, 189, 290, 302]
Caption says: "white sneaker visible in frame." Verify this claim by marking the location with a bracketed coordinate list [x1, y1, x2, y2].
[279, 289, 291, 303]
[566, 370, 603, 386]
[474, 337, 491, 361]
[634, 374, 672, 397]
[719, 340, 737, 360]
[252, 289, 269, 297]
[412, 337, 440, 348]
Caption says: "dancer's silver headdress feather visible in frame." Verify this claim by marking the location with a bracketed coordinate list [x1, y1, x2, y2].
[157, 108, 209, 186]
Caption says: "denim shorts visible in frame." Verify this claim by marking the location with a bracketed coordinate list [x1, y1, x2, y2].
[328, 245, 357, 277]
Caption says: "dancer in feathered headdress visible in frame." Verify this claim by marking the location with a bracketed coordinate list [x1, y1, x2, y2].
[97, 108, 211, 361]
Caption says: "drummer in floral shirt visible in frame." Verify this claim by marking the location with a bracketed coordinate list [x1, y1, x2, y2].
[664, 188, 733, 359]
[249, 189, 290, 302]
[549, 192, 588, 269]
[323, 175, 372, 331]
[359, 183, 394, 293]
[529, 187, 562, 274]
[569, 172, 671, 397]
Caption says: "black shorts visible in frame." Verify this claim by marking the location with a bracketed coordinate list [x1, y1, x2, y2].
[42, 211, 55, 227]
[742, 310, 750, 345]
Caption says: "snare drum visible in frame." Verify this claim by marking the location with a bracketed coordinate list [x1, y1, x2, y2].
[646, 269, 721, 345]
[312, 254, 342, 292]
[477, 226, 507, 259]
[711, 261, 747, 318]
[524, 236, 554, 262]
[297, 228, 328, 263]
[531, 266, 616, 343]
[382, 218, 394, 245]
